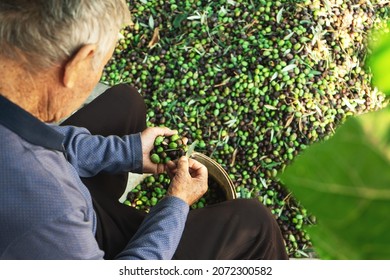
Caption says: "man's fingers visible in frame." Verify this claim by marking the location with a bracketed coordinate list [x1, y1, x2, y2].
[167, 158, 207, 179]
[188, 158, 207, 173]
[176, 156, 189, 174]
[157, 127, 177, 137]
[166, 160, 177, 170]
[145, 127, 177, 139]
[187, 159, 208, 179]
[164, 160, 177, 177]
[155, 163, 166, 174]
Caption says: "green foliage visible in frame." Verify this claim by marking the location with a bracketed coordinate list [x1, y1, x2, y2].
[280, 107, 390, 259]
[281, 16, 390, 260]
[367, 21, 390, 96]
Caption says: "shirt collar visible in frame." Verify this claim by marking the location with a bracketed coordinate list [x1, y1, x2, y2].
[0, 94, 65, 151]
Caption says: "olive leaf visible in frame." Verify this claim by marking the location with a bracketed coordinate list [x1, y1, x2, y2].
[280, 108, 390, 259]
[173, 13, 188, 28]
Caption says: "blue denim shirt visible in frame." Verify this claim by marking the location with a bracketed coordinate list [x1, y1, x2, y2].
[0, 95, 189, 260]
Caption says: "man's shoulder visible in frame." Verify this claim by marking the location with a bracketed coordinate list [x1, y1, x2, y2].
[0, 124, 64, 180]
[0, 124, 89, 228]
[0, 125, 94, 256]
[0, 124, 25, 152]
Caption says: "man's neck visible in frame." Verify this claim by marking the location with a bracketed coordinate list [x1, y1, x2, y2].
[0, 57, 56, 122]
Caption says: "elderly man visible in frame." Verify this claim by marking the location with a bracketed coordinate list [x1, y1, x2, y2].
[0, 0, 288, 259]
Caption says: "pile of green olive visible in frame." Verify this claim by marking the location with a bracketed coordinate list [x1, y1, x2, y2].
[104, 0, 389, 258]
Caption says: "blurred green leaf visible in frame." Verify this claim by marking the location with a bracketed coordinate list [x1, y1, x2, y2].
[280, 108, 390, 259]
[367, 21, 390, 96]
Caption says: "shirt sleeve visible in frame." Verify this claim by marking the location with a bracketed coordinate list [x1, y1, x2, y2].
[116, 196, 190, 260]
[50, 125, 143, 177]
[1, 208, 105, 260]
[2, 196, 189, 260]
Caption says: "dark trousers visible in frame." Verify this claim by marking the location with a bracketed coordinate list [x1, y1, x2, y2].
[62, 84, 288, 260]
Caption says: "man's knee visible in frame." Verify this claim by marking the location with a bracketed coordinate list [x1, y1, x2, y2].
[230, 199, 280, 235]
[112, 84, 145, 109]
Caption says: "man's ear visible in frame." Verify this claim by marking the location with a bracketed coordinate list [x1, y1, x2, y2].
[63, 44, 97, 88]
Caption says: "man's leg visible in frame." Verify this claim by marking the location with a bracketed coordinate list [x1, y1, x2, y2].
[61, 84, 148, 259]
[175, 199, 289, 260]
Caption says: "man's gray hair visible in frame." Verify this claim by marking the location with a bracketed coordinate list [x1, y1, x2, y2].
[0, 0, 130, 70]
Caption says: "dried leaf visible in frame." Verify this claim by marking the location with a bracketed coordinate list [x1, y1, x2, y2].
[264, 105, 278, 110]
[284, 32, 295, 41]
[282, 64, 297, 72]
[342, 97, 356, 112]
[270, 72, 278, 82]
[259, 177, 268, 189]
[227, 0, 237, 5]
[299, 117, 303, 132]
[230, 148, 238, 167]
[187, 15, 202, 21]
[315, 105, 323, 117]
[188, 99, 196, 106]
[283, 49, 291, 56]
[225, 119, 237, 128]
[214, 77, 231, 88]
[285, 114, 295, 128]
[353, 99, 366, 105]
[277, 8, 284, 24]
[149, 15, 154, 30]
[148, 27, 160, 49]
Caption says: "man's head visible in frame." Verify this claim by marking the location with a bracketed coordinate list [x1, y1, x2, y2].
[0, 0, 131, 121]
[0, 0, 130, 71]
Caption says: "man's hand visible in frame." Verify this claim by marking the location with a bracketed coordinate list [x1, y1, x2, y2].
[141, 127, 177, 174]
[166, 156, 208, 206]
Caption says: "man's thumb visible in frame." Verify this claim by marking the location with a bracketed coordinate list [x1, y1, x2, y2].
[176, 156, 189, 173]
